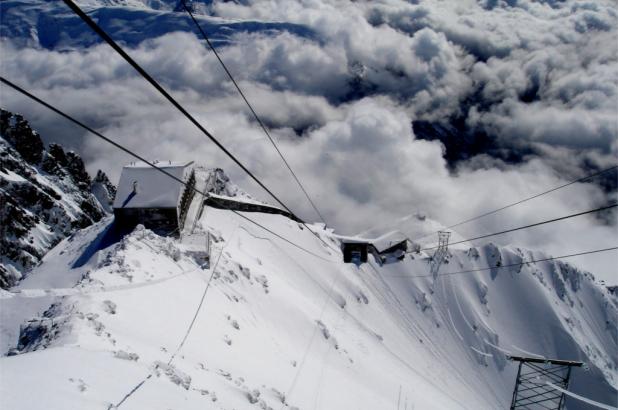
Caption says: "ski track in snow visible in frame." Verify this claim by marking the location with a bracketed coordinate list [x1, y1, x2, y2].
[469, 346, 493, 358]
[447, 282, 499, 359]
[447, 308, 465, 342]
[364, 262, 483, 409]
[235, 222, 350, 409]
[510, 344, 546, 359]
[483, 339, 512, 356]
[449, 274, 475, 333]
[445, 273, 489, 356]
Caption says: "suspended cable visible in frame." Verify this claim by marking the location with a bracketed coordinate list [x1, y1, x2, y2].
[0, 76, 336, 262]
[419, 203, 617, 251]
[12, 70, 606, 263]
[60, 0, 342, 254]
[166, 225, 238, 365]
[545, 382, 618, 410]
[413, 165, 618, 243]
[111, 225, 239, 409]
[391, 247, 618, 278]
[60, 0, 301, 221]
[179, 0, 327, 226]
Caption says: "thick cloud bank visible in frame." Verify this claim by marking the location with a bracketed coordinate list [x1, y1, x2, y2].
[0, 0, 616, 282]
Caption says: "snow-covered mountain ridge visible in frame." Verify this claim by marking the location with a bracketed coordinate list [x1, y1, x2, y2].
[0, 175, 616, 409]
[0, 0, 315, 50]
[0, 109, 114, 289]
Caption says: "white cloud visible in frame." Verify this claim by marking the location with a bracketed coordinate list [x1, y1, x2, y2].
[1, 0, 617, 282]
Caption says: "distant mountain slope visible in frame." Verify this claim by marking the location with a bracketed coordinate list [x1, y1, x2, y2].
[0, 109, 113, 288]
[0, 175, 615, 409]
[0, 0, 315, 49]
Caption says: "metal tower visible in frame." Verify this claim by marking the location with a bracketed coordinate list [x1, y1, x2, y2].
[430, 231, 451, 277]
[509, 356, 583, 409]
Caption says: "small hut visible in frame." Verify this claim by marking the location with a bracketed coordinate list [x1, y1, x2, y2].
[113, 161, 195, 234]
[338, 231, 409, 265]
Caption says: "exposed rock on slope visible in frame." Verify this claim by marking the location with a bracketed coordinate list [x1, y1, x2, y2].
[0, 109, 109, 288]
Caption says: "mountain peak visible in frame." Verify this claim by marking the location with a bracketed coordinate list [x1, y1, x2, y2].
[0, 109, 107, 288]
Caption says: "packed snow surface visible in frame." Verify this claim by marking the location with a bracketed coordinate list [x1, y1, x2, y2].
[0, 202, 617, 409]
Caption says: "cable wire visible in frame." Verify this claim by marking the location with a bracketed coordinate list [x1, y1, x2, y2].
[419, 203, 617, 251]
[545, 382, 618, 410]
[179, 0, 327, 225]
[0, 76, 336, 262]
[166, 225, 238, 364]
[111, 225, 239, 409]
[412, 165, 618, 243]
[59, 0, 342, 255]
[392, 247, 618, 278]
[60, 0, 301, 221]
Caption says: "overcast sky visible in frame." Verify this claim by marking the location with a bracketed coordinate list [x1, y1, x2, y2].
[1, 0, 616, 283]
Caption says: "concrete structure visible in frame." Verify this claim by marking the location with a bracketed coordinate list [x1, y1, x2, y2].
[204, 193, 300, 222]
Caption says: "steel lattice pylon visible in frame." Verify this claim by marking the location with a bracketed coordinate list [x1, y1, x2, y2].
[430, 231, 451, 277]
[509, 356, 583, 409]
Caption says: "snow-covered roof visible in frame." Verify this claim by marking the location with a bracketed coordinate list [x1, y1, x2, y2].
[333, 234, 372, 244]
[113, 161, 194, 209]
[334, 230, 409, 252]
[371, 230, 409, 253]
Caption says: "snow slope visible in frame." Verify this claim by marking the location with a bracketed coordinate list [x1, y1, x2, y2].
[1, 189, 616, 409]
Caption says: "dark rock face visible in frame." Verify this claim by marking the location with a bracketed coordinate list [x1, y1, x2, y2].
[0, 108, 107, 289]
[43, 143, 92, 190]
[0, 110, 44, 165]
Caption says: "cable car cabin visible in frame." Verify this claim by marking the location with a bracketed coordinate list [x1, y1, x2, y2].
[113, 160, 195, 235]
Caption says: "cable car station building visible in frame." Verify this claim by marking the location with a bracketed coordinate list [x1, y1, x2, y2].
[338, 231, 410, 265]
[113, 161, 195, 234]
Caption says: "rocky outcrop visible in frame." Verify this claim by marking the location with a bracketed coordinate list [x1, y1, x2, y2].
[0, 109, 108, 288]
